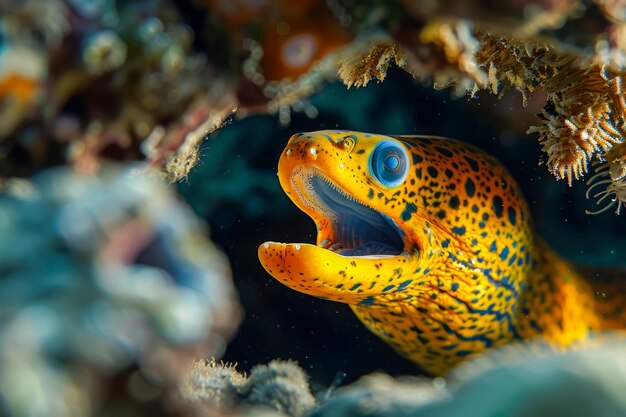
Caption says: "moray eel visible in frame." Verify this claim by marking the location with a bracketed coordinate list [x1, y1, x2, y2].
[258, 130, 626, 375]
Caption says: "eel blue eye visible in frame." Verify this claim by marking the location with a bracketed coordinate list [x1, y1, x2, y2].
[384, 155, 400, 171]
[369, 140, 409, 187]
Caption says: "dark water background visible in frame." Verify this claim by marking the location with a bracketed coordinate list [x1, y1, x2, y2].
[179, 67, 626, 388]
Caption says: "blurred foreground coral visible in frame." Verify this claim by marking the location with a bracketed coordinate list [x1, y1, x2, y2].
[180, 359, 316, 416]
[175, 337, 626, 417]
[0, 165, 241, 416]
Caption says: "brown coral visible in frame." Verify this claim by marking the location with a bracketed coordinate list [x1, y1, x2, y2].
[419, 20, 487, 91]
[475, 33, 557, 102]
[337, 40, 406, 88]
[336, 19, 626, 209]
[406, 26, 626, 185]
[531, 66, 626, 184]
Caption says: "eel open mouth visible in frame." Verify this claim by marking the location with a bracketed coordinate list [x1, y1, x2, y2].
[291, 169, 406, 258]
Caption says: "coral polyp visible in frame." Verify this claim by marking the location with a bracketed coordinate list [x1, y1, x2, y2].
[586, 169, 625, 215]
[586, 142, 626, 214]
[334, 18, 626, 213]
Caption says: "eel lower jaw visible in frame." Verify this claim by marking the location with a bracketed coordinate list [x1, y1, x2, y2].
[257, 241, 417, 302]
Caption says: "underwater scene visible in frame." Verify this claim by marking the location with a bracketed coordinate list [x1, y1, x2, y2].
[2, 0, 626, 416]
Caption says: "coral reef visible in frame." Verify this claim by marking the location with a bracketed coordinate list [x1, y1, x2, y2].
[337, 41, 406, 89]
[1, 0, 625, 414]
[339, 27, 624, 190]
[3, 0, 626, 211]
[180, 360, 248, 411]
[0, 165, 241, 417]
[180, 359, 316, 417]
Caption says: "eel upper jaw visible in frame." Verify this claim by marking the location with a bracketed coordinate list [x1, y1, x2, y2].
[286, 167, 415, 260]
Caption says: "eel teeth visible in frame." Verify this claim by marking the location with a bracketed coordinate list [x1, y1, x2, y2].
[319, 239, 332, 248]
[329, 243, 344, 252]
[321, 176, 358, 203]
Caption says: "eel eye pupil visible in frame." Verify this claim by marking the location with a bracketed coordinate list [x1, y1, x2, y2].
[384, 155, 400, 171]
[343, 138, 353, 148]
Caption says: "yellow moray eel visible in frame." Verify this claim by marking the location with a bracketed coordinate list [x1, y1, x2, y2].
[258, 130, 626, 375]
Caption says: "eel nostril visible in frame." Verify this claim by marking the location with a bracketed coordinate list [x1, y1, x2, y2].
[307, 145, 318, 160]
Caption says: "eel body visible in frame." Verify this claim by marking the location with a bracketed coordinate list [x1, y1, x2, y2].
[258, 130, 626, 375]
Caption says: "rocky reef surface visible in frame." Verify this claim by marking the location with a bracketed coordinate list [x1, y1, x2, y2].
[177, 337, 626, 417]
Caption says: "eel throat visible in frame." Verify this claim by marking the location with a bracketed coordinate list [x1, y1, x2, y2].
[292, 167, 406, 257]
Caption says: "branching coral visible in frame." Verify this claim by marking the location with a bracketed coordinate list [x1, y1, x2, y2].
[334, 7, 626, 213]
[473, 35, 626, 189]
[474, 33, 557, 101]
[475, 33, 626, 186]
[402, 24, 626, 188]
[3, 0, 626, 213]
[531, 66, 625, 184]
[337, 41, 406, 88]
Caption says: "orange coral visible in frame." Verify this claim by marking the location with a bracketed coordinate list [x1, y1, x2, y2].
[260, 14, 352, 81]
[0, 74, 39, 102]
